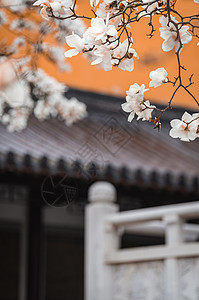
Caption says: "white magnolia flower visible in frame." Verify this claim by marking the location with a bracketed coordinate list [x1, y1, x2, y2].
[65, 34, 85, 58]
[61, 97, 87, 126]
[122, 83, 154, 122]
[122, 98, 155, 122]
[27, 69, 66, 96]
[91, 45, 113, 71]
[136, 100, 155, 121]
[149, 67, 168, 88]
[85, 15, 118, 44]
[1, 108, 29, 132]
[169, 112, 199, 142]
[54, 18, 86, 44]
[139, 0, 165, 18]
[113, 39, 139, 72]
[96, 2, 109, 19]
[96, 3, 122, 27]
[3, 80, 33, 108]
[33, 0, 73, 19]
[34, 100, 52, 120]
[126, 83, 148, 101]
[159, 15, 192, 52]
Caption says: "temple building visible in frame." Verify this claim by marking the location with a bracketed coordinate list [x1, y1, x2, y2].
[0, 88, 198, 300]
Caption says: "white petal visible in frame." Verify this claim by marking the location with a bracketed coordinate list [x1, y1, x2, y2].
[105, 13, 109, 26]
[180, 137, 190, 142]
[182, 112, 192, 122]
[95, 33, 105, 41]
[170, 119, 182, 128]
[103, 63, 112, 71]
[91, 18, 105, 31]
[174, 40, 181, 52]
[121, 102, 132, 112]
[65, 34, 82, 48]
[128, 111, 135, 122]
[149, 80, 159, 88]
[179, 130, 190, 140]
[91, 57, 103, 65]
[169, 128, 180, 138]
[119, 59, 134, 72]
[64, 49, 79, 57]
[162, 37, 175, 52]
[192, 113, 199, 119]
[50, 1, 61, 11]
[188, 131, 197, 141]
[181, 30, 192, 45]
[40, 7, 49, 20]
[33, 0, 46, 5]
[107, 25, 118, 37]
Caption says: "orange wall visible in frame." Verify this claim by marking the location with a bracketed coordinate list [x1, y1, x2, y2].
[40, 0, 199, 110]
[1, 0, 198, 109]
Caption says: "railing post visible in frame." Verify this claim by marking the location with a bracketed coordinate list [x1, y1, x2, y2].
[164, 214, 183, 300]
[85, 181, 119, 300]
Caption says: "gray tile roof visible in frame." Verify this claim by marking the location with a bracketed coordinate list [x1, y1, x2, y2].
[0, 89, 199, 193]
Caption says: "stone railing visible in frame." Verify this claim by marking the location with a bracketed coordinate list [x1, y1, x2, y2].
[85, 181, 199, 300]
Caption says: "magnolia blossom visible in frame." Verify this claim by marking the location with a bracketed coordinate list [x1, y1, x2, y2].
[65, 15, 118, 64]
[65, 16, 129, 71]
[2, 80, 33, 108]
[122, 83, 155, 122]
[90, 39, 138, 72]
[122, 98, 155, 122]
[34, 99, 55, 120]
[85, 15, 118, 44]
[159, 15, 192, 52]
[33, 0, 73, 19]
[169, 112, 199, 142]
[91, 45, 113, 71]
[0, 68, 87, 131]
[1, 108, 29, 132]
[149, 67, 168, 88]
[55, 18, 86, 43]
[113, 39, 139, 72]
[139, 0, 166, 18]
[61, 97, 87, 126]
[26, 68, 66, 96]
[65, 34, 85, 58]
[126, 83, 148, 101]
[96, 2, 117, 19]
[96, 1, 123, 26]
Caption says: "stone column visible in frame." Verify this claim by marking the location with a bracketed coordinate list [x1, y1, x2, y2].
[164, 214, 183, 300]
[85, 181, 119, 300]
